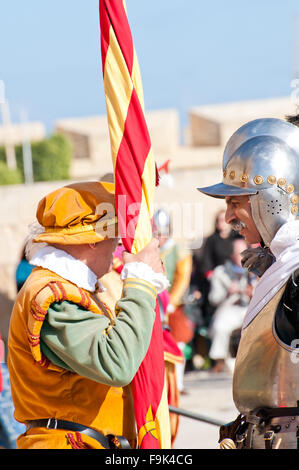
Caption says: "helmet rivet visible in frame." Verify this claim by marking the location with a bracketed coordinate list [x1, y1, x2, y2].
[286, 184, 295, 193]
[254, 175, 264, 185]
[223, 169, 227, 178]
[229, 170, 235, 180]
[291, 195, 299, 204]
[267, 175, 276, 185]
[291, 205, 298, 215]
[241, 174, 248, 183]
[278, 178, 286, 186]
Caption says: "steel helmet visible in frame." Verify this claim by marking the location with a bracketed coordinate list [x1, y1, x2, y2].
[198, 118, 299, 246]
[153, 209, 171, 236]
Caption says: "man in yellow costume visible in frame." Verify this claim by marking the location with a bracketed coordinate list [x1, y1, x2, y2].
[8, 181, 168, 449]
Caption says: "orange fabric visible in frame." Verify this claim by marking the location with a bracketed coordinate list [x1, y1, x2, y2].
[163, 329, 184, 365]
[168, 306, 194, 344]
[169, 254, 193, 308]
[8, 267, 136, 449]
[17, 428, 105, 449]
[164, 361, 179, 446]
[34, 181, 118, 245]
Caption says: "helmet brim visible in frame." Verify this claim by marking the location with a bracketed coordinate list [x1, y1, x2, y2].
[197, 182, 258, 199]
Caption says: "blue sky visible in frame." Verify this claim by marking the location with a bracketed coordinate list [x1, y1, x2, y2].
[1, 0, 298, 132]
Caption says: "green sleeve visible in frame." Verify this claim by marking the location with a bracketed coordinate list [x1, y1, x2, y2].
[40, 279, 157, 387]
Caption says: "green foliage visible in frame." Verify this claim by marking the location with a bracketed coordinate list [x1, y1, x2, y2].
[32, 134, 72, 182]
[0, 134, 72, 185]
[0, 161, 23, 185]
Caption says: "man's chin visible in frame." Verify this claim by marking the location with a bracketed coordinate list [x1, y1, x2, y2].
[240, 228, 261, 245]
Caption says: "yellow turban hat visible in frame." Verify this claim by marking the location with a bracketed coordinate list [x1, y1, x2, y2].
[33, 181, 117, 245]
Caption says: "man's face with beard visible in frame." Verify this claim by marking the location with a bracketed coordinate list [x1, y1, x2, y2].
[225, 195, 262, 244]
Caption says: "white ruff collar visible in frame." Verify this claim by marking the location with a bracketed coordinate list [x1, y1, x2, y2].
[29, 246, 103, 293]
[242, 220, 299, 329]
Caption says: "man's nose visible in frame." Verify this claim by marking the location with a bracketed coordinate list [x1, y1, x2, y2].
[225, 205, 234, 224]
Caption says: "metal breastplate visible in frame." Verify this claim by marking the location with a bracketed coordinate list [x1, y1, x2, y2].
[233, 284, 299, 414]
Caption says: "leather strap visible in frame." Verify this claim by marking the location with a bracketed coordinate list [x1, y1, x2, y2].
[259, 407, 299, 419]
[247, 406, 299, 426]
[264, 430, 275, 449]
[26, 418, 131, 449]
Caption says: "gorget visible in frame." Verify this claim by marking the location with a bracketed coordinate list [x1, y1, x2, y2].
[242, 220, 299, 329]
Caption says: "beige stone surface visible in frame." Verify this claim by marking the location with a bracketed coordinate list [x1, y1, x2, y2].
[0, 179, 73, 295]
[0, 122, 46, 146]
[173, 370, 238, 449]
[56, 109, 180, 179]
[188, 96, 297, 148]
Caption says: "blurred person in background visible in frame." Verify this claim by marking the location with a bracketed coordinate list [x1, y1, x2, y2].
[15, 245, 34, 292]
[0, 336, 26, 448]
[153, 209, 193, 395]
[192, 210, 238, 322]
[201, 209, 237, 278]
[0, 246, 30, 448]
[188, 209, 239, 370]
[208, 238, 255, 373]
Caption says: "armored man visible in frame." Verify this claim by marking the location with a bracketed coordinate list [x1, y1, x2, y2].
[198, 117, 299, 449]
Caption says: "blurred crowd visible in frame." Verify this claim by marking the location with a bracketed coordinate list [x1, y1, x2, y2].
[185, 209, 257, 376]
[153, 207, 257, 386]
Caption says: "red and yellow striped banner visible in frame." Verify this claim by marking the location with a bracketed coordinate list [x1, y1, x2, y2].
[99, 0, 170, 448]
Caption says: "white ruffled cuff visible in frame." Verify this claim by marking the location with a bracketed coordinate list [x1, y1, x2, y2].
[120, 262, 170, 294]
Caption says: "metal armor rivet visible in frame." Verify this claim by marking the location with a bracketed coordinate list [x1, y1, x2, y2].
[278, 178, 286, 186]
[229, 170, 235, 180]
[286, 184, 295, 193]
[223, 170, 227, 178]
[254, 175, 264, 185]
[291, 195, 299, 204]
[241, 174, 248, 183]
[267, 175, 276, 185]
[291, 205, 298, 215]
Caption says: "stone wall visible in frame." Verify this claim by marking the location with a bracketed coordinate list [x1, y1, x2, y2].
[0, 122, 46, 146]
[56, 109, 180, 180]
[0, 180, 72, 298]
[188, 96, 296, 148]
